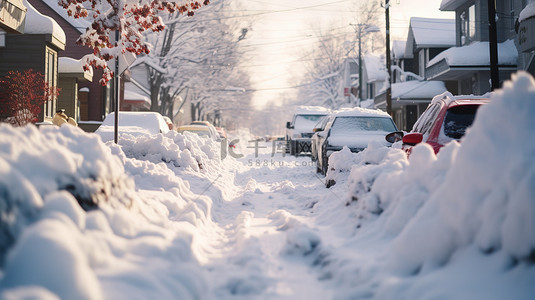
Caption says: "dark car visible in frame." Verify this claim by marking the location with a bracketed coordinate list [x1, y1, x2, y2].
[387, 93, 490, 155]
[316, 108, 398, 175]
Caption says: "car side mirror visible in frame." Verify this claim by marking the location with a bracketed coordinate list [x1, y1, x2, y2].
[286, 121, 293, 129]
[385, 131, 404, 143]
[402, 132, 423, 146]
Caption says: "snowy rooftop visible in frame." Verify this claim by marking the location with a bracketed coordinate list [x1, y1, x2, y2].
[405, 17, 455, 57]
[41, 0, 90, 33]
[392, 40, 407, 59]
[519, 0, 535, 22]
[363, 54, 387, 82]
[23, 0, 66, 45]
[391, 80, 447, 99]
[58, 56, 93, 78]
[130, 56, 167, 74]
[428, 39, 518, 67]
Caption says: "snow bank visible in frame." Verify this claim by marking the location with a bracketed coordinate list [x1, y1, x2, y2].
[0, 123, 231, 299]
[390, 72, 535, 273]
[322, 72, 535, 298]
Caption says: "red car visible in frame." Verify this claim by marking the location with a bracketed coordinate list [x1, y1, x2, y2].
[387, 93, 490, 155]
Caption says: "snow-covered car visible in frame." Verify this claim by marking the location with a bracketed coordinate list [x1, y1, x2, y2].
[387, 92, 490, 155]
[286, 106, 330, 156]
[95, 111, 170, 143]
[310, 114, 333, 162]
[317, 108, 398, 175]
[190, 121, 220, 141]
[177, 125, 218, 140]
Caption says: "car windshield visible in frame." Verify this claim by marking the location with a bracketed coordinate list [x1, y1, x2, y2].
[330, 116, 396, 135]
[443, 105, 480, 139]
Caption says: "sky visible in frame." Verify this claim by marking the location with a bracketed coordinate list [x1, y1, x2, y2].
[1, 72, 534, 299]
[238, 0, 454, 109]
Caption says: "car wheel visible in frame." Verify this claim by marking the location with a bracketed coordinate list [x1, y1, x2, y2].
[289, 140, 296, 156]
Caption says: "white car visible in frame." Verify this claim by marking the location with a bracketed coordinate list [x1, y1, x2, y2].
[95, 111, 170, 142]
[316, 108, 398, 175]
[285, 106, 330, 155]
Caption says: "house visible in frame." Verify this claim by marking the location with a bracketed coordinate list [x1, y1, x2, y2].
[0, 0, 65, 123]
[27, 0, 112, 124]
[57, 56, 93, 121]
[374, 18, 454, 130]
[360, 54, 387, 108]
[340, 57, 359, 104]
[426, 0, 521, 94]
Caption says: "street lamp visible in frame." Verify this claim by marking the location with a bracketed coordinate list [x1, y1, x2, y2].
[350, 23, 380, 105]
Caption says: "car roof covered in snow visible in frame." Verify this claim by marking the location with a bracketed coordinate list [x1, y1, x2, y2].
[331, 107, 391, 118]
[294, 106, 331, 115]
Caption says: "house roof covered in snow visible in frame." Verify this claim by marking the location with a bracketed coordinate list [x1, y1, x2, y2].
[23, 0, 65, 48]
[59, 56, 93, 81]
[41, 0, 90, 33]
[405, 17, 455, 58]
[363, 54, 387, 83]
[392, 40, 407, 60]
[390, 80, 447, 99]
[428, 39, 518, 67]
[426, 39, 518, 81]
[519, 0, 535, 22]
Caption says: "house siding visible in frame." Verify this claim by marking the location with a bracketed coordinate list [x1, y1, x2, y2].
[28, 0, 109, 122]
[0, 34, 46, 75]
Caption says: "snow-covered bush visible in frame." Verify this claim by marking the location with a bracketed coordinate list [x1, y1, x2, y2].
[0, 124, 137, 265]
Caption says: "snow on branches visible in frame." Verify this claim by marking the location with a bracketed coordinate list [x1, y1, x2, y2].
[57, 0, 210, 85]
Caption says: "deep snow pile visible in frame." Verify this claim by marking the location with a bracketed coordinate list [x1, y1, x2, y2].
[319, 72, 535, 298]
[0, 124, 231, 299]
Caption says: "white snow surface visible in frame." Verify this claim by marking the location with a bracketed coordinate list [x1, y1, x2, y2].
[409, 17, 455, 47]
[1, 72, 535, 299]
[363, 54, 387, 82]
[22, 0, 66, 45]
[391, 80, 447, 99]
[58, 56, 93, 77]
[428, 39, 518, 67]
[520, 0, 535, 22]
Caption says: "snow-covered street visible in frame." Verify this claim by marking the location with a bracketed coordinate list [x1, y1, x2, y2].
[1, 73, 535, 299]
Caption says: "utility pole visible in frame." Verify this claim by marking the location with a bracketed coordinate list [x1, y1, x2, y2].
[385, 0, 392, 115]
[114, 29, 120, 144]
[358, 26, 363, 103]
[488, 0, 499, 91]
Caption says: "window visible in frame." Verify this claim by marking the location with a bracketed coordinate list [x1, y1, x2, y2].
[44, 47, 57, 118]
[460, 4, 475, 45]
[413, 103, 440, 133]
[367, 83, 374, 99]
[443, 105, 480, 139]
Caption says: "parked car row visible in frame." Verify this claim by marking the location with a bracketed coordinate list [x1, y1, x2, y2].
[94, 111, 228, 144]
[307, 92, 490, 177]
